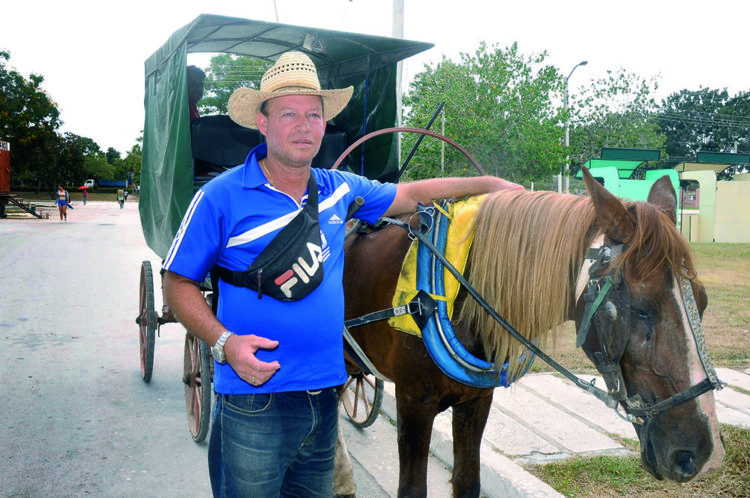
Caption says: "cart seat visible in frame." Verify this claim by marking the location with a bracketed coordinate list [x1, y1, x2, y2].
[191, 115, 262, 178]
[313, 124, 348, 170]
[191, 115, 348, 180]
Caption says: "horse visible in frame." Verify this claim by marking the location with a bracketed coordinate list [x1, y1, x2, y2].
[339, 167, 724, 497]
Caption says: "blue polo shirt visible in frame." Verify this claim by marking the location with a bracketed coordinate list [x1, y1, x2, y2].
[163, 143, 397, 393]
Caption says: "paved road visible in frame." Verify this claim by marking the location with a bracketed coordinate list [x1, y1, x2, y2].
[0, 200, 445, 498]
[0, 201, 211, 497]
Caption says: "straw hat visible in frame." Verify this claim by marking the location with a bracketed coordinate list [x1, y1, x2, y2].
[228, 51, 353, 129]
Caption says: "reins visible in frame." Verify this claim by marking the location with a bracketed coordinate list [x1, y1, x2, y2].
[377, 216, 626, 409]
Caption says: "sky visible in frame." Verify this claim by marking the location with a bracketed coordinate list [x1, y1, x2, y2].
[3, 0, 749, 154]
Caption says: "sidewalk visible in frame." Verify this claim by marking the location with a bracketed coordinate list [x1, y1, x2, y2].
[343, 367, 750, 497]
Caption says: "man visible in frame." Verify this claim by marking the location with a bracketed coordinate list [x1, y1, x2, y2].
[187, 65, 206, 122]
[163, 51, 522, 497]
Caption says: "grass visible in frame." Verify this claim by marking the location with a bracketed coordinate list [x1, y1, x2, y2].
[525, 425, 750, 497]
[527, 243, 750, 496]
[691, 243, 750, 370]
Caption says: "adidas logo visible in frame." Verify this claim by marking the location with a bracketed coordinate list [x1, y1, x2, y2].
[328, 214, 343, 225]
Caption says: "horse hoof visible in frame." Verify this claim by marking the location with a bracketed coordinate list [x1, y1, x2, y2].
[334, 494, 356, 498]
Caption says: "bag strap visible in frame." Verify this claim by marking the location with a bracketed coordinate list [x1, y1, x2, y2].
[214, 173, 319, 289]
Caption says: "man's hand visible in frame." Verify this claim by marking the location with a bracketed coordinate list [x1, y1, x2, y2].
[224, 334, 281, 386]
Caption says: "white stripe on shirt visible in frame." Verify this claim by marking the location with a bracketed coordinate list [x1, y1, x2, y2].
[319, 182, 351, 212]
[225, 182, 351, 249]
[226, 209, 301, 248]
[163, 190, 205, 270]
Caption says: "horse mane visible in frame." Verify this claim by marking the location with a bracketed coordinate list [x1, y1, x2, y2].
[617, 202, 697, 283]
[457, 189, 698, 381]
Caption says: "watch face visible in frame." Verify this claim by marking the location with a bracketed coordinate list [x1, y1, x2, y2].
[212, 344, 225, 363]
[212, 331, 232, 364]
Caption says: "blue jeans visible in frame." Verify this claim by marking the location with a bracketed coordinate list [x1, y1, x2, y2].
[209, 388, 339, 498]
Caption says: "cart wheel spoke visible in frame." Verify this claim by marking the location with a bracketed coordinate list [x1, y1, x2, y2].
[341, 372, 384, 428]
[184, 334, 212, 442]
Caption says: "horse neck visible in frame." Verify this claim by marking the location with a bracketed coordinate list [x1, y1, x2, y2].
[459, 192, 596, 377]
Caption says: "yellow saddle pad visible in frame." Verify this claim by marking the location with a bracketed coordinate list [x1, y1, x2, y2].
[389, 195, 485, 336]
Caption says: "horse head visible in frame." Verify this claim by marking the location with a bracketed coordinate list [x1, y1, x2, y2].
[578, 166, 724, 482]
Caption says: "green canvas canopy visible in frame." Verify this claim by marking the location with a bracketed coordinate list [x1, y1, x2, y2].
[141, 14, 433, 258]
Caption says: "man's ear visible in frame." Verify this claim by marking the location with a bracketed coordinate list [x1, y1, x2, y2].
[256, 111, 267, 135]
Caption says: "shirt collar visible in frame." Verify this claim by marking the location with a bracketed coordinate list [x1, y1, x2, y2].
[240, 142, 331, 196]
[242, 143, 269, 189]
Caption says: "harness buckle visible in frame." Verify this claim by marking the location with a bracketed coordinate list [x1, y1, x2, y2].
[393, 305, 409, 317]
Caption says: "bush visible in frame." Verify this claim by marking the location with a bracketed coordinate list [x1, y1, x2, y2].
[11, 185, 52, 193]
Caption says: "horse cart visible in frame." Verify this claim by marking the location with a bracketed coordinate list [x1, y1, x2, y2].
[135, 15, 726, 497]
[135, 14, 433, 441]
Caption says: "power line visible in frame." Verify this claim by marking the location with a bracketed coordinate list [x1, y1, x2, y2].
[656, 111, 750, 129]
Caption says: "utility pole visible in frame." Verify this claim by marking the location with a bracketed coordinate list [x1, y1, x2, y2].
[393, 0, 404, 126]
[563, 60, 587, 193]
[393, 0, 404, 163]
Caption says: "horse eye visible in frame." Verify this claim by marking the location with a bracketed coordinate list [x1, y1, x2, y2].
[604, 301, 618, 320]
[633, 309, 651, 320]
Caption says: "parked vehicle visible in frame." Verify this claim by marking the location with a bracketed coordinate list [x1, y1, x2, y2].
[99, 179, 127, 188]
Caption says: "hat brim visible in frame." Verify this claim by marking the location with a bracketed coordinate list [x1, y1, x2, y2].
[228, 86, 353, 129]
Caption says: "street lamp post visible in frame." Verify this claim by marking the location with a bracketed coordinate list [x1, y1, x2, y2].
[563, 60, 587, 194]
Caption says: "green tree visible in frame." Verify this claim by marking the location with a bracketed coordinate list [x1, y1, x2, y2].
[122, 142, 142, 185]
[105, 146, 121, 165]
[60, 133, 105, 184]
[567, 68, 665, 175]
[83, 154, 114, 180]
[402, 42, 565, 184]
[0, 50, 62, 188]
[655, 88, 750, 166]
[56, 133, 92, 186]
[199, 54, 271, 114]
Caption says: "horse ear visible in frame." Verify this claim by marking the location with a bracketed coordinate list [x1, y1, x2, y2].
[581, 166, 635, 244]
[646, 175, 677, 224]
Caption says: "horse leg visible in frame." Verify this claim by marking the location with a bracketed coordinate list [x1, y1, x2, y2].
[396, 394, 437, 498]
[451, 393, 493, 498]
[333, 414, 356, 498]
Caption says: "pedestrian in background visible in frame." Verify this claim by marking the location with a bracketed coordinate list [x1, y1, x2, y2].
[117, 188, 124, 209]
[56, 185, 69, 222]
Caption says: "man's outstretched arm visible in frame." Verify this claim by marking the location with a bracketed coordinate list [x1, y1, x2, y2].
[385, 176, 523, 216]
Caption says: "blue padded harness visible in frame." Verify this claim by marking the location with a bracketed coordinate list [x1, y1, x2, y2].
[413, 203, 534, 388]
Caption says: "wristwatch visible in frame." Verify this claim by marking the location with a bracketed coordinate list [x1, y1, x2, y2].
[211, 331, 235, 364]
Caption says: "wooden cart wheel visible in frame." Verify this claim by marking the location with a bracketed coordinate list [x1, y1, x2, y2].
[138, 260, 156, 382]
[341, 372, 383, 428]
[183, 333, 212, 443]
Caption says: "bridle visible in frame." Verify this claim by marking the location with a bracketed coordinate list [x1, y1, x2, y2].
[575, 241, 723, 424]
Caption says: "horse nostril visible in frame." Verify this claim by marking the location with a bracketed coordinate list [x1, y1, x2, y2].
[674, 450, 697, 477]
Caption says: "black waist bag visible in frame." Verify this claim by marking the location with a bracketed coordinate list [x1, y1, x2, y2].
[215, 174, 324, 301]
